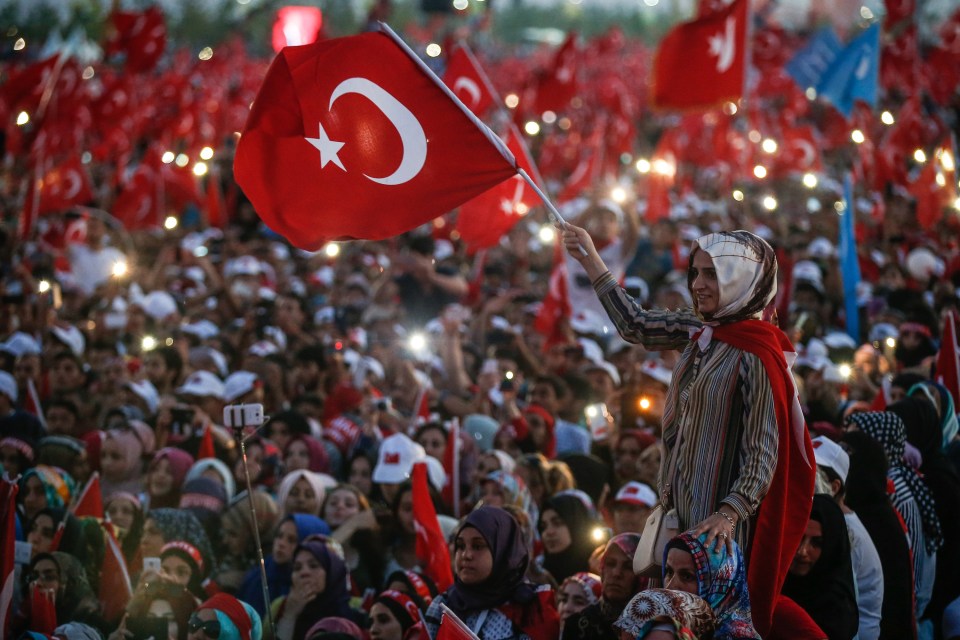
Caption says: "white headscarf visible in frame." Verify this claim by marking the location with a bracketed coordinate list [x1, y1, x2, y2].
[691, 231, 778, 322]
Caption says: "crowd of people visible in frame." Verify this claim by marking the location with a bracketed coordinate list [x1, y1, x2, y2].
[4, 2, 960, 640]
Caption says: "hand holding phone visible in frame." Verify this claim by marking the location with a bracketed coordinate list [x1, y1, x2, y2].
[585, 403, 612, 441]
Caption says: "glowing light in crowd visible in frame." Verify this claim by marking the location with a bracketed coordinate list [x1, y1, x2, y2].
[515, 202, 529, 215]
[954, 197, 960, 211]
[652, 158, 674, 176]
[162, 151, 175, 164]
[82, 66, 95, 80]
[610, 186, 628, 203]
[585, 405, 601, 419]
[505, 371, 514, 380]
[937, 173, 947, 187]
[723, 102, 738, 115]
[237, 0, 251, 4]
[761, 138, 778, 154]
[591, 527, 607, 542]
[753, 165, 768, 179]
[860, 6, 874, 19]
[538, 224, 556, 244]
[272, 6, 323, 53]
[637, 396, 651, 411]
[175, 154, 189, 167]
[748, 130, 762, 143]
[38, 280, 50, 294]
[834, 200, 845, 212]
[635, 158, 651, 174]
[193, 162, 208, 176]
[324, 243, 340, 258]
[885, 337, 897, 349]
[426, 43, 442, 57]
[505, 94, 519, 109]
[881, 111, 895, 125]
[165, 338, 174, 346]
[542, 111, 557, 124]
[803, 173, 818, 188]
[558, 117, 572, 130]
[762, 196, 778, 211]
[939, 149, 955, 171]
[16, 111, 29, 126]
[13, 38, 25, 51]
[643, 0, 659, 6]
[914, 149, 927, 163]
[141, 335, 157, 351]
[807, 198, 822, 212]
[112, 260, 128, 278]
[453, 0, 469, 9]
[851, 129, 865, 144]
[838, 363, 852, 379]
[81, 152, 91, 164]
[524, 121, 541, 136]
[164, 216, 178, 230]
[200, 147, 214, 160]
[732, 190, 744, 201]
[805, 87, 817, 100]
[408, 332, 427, 354]
[198, 47, 213, 61]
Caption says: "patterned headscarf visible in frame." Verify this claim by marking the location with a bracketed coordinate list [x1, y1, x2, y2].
[21, 465, 75, 510]
[147, 508, 217, 572]
[905, 383, 958, 452]
[847, 411, 943, 552]
[615, 589, 717, 640]
[481, 470, 538, 527]
[560, 572, 602, 607]
[665, 532, 759, 639]
[689, 231, 777, 323]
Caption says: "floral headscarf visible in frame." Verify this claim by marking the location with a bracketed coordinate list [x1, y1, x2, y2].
[615, 589, 717, 640]
[690, 231, 777, 323]
[665, 532, 759, 639]
[21, 465, 75, 510]
[561, 572, 602, 607]
[147, 508, 217, 573]
[848, 411, 943, 552]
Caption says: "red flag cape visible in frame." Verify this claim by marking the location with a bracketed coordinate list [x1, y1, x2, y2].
[709, 320, 816, 636]
[653, 0, 748, 110]
[412, 462, 454, 591]
[235, 24, 518, 250]
[0, 480, 18, 638]
[71, 472, 103, 520]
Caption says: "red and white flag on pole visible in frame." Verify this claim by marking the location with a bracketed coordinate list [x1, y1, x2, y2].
[937, 310, 960, 408]
[531, 32, 579, 115]
[652, 0, 748, 110]
[71, 472, 104, 520]
[412, 462, 454, 591]
[437, 603, 481, 640]
[34, 155, 94, 215]
[234, 23, 518, 250]
[99, 524, 133, 623]
[443, 42, 499, 117]
[1, 479, 18, 638]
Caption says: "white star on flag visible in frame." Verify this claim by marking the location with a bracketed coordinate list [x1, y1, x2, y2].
[305, 122, 346, 171]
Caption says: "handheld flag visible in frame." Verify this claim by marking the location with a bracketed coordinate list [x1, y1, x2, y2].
[785, 27, 842, 92]
[412, 462, 454, 591]
[234, 23, 518, 250]
[937, 311, 960, 411]
[816, 22, 881, 118]
[1, 480, 18, 638]
[437, 604, 482, 640]
[652, 0, 748, 110]
[839, 174, 861, 343]
[444, 43, 499, 117]
[71, 471, 104, 520]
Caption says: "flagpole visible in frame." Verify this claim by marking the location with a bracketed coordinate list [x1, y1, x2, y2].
[451, 416, 460, 519]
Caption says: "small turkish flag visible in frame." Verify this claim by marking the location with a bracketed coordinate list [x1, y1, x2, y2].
[36, 155, 94, 215]
[531, 32, 579, 115]
[113, 155, 161, 230]
[71, 472, 103, 520]
[437, 604, 481, 640]
[444, 42, 497, 117]
[653, 0, 748, 110]
[774, 126, 823, 176]
[106, 7, 167, 73]
[412, 462, 454, 591]
[235, 24, 518, 250]
[99, 524, 133, 623]
[456, 126, 541, 250]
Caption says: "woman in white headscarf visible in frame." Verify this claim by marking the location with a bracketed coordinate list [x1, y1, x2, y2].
[560, 223, 815, 638]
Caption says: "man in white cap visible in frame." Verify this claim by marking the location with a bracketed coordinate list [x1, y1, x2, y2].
[372, 432, 426, 504]
[609, 481, 657, 535]
[813, 435, 883, 640]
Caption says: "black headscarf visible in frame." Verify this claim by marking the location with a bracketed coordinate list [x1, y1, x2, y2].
[538, 494, 598, 584]
[443, 506, 536, 618]
[782, 494, 858, 640]
[291, 536, 355, 639]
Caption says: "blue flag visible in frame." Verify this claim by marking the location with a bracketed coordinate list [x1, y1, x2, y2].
[816, 22, 881, 118]
[786, 27, 843, 91]
[839, 174, 861, 342]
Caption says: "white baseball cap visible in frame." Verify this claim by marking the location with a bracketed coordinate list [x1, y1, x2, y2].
[0, 332, 41, 357]
[50, 325, 85, 357]
[614, 481, 657, 507]
[583, 360, 621, 386]
[0, 371, 17, 402]
[224, 371, 259, 402]
[176, 370, 225, 399]
[124, 379, 159, 415]
[373, 433, 426, 484]
[812, 436, 849, 483]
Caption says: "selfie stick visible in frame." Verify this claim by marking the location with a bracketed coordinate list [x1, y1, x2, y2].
[224, 404, 275, 635]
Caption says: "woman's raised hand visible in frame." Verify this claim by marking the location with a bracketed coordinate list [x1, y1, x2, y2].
[556, 222, 609, 281]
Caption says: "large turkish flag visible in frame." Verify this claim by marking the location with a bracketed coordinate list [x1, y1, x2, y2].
[652, 0, 748, 110]
[444, 43, 498, 117]
[235, 24, 518, 250]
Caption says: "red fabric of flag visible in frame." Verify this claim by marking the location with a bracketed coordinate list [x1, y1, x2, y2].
[557, 119, 606, 203]
[71, 472, 103, 520]
[534, 241, 572, 350]
[531, 33, 579, 115]
[36, 155, 94, 215]
[234, 25, 518, 251]
[653, 0, 748, 110]
[99, 525, 133, 623]
[106, 7, 167, 73]
[437, 606, 481, 640]
[113, 152, 162, 230]
[444, 43, 497, 117]
[0, 479, 18, 638]
[412, 462, 454, 592]
[937, 311, 960, 409]
[197, 425, 216, 460]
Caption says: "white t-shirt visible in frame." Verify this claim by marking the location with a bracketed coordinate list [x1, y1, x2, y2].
[69, 244, 126, 295]
[846, 511, 883, 640]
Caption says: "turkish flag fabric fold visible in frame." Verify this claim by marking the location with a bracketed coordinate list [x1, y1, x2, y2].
[534, 241, 572, 350]
[653, 0, 748, 110]
[437, 604, 481, 640]
[937, 311, 960, 410]
[99, 524, 133, 624]
[36, 155, 94, 215]
[71, 472, 103, 520]
[456, 126, 542, 251]
[557, 118, 606, 203]
[105, 7, 167, 73]
[531, 33, 579, 116]
[1, 479, 18, 639]
[412, 462, 454, 592]
[197, 424, 216, 460]
[444, 43, 498, 117]
[234, 24, 518, 250]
